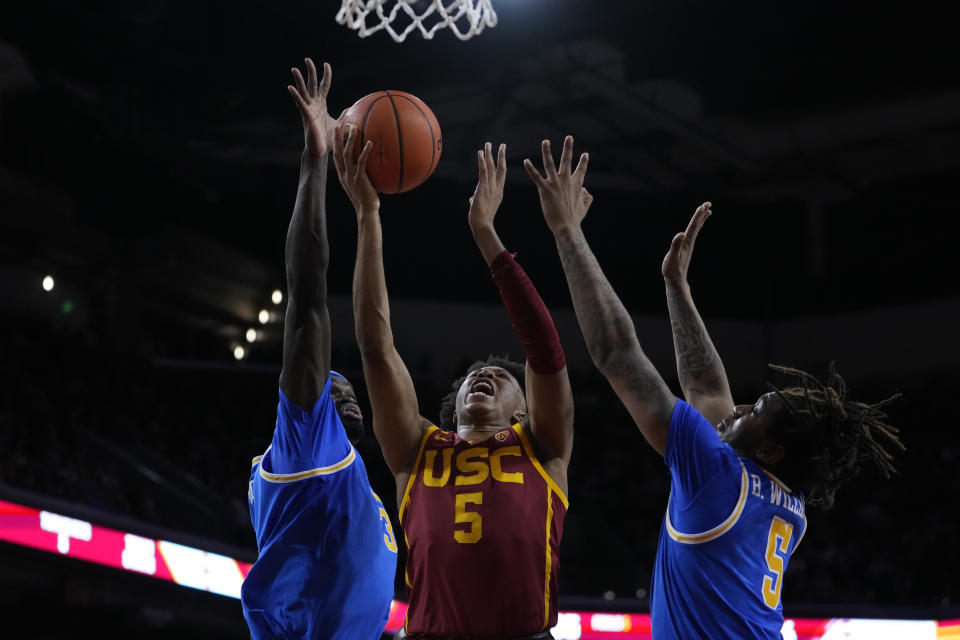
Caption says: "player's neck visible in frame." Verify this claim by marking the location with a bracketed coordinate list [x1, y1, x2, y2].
[456, 422, 510, 443]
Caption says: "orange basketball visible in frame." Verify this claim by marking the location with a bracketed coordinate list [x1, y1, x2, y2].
[341, 90, 442, 194]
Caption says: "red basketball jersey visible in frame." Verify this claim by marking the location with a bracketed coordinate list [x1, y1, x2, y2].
[399, 424, 568, 637]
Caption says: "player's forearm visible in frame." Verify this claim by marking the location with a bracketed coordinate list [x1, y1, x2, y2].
[470, 223, 507, 267]
[553, 225, 673, 448]
[664, 279, 731, 400]
[285, 152, 330, 303]
[352, 210, 396, 355]
[490, 250, 565, 374]
[552, 226, 643, 369]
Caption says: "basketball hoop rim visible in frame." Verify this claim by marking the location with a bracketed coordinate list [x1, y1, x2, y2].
[335, 0, 499, 43]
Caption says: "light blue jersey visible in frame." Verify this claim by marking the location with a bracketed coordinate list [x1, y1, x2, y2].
[241, 373, 398, 640]
[651, 400, 807, 640]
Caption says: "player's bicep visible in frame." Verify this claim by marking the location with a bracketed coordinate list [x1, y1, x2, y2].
[279, 300, 331, 411]
[525, 364, 574, 464]
[686, 394, 735, 430]
[360, 347, 429, 476]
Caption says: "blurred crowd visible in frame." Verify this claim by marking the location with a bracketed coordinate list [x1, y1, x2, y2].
[1, 310, 956, 610]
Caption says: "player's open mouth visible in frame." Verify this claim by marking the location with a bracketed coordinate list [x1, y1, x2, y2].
[341, 404, 362, 419]
[470, 380, 494, 396]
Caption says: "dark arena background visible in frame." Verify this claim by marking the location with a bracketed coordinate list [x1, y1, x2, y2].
[1, 1, 958, 638]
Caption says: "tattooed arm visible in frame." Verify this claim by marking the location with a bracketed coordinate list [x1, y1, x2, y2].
[524, 136, 676, 455]
[662, 202, 734, 427]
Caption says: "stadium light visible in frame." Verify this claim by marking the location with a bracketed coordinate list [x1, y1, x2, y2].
[245, 328, 257, 343]
[271, 289, 283, 305]
[42, 275, 55, 291]
[233, 345, 246, 360]
[258, 309, 270, 325]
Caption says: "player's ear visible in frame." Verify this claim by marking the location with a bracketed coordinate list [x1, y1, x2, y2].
[756, 442, 785, 466]
[452, 410, 458, 426]
[513, 409, 527, 425]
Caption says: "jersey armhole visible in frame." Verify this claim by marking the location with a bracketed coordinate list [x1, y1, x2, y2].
[512, 424, 569, 509]
[399, 426, 439, 520]
[664, 462, 748, 544]
[257, 446, 357, 483]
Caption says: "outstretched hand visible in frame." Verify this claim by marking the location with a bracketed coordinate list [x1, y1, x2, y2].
[523, 135, 593, 235]
[332, 124, 380, 214]
[662, 201, 712, 285]
[288, 58, 339, 157]
[468, 142, 507, 232]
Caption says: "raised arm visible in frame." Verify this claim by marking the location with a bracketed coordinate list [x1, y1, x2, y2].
[469, 142, 573, 465]
[278, 59, 337, 409]
[661, 202, 734, 426]
[524, 136, 676, 456]
[332, 126, 429, 480]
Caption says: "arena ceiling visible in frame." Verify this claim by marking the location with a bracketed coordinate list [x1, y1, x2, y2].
[1, 1, 956, 338]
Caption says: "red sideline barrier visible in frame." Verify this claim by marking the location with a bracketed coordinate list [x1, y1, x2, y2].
[0, 499, 953, 638]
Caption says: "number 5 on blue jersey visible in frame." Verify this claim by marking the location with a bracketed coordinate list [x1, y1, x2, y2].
[762, 517, 793, 608]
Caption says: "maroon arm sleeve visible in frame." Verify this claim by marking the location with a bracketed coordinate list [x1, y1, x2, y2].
[490, 250, 566, 374]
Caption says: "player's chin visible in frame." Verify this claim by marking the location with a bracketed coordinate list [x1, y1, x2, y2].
[342, 416, 365, 445]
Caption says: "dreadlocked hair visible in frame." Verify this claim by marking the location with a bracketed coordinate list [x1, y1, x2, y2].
[437, 355, 525, 430]
[765, 362, 905, 511]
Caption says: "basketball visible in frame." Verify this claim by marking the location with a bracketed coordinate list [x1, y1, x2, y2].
[341, 90, 442, 194]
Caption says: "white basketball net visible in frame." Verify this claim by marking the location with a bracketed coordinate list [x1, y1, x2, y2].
[336, 0, 498, 42]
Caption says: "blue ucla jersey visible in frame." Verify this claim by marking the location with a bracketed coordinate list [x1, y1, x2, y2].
[651, 400, 807, 640]
[241, 373, 398, 640]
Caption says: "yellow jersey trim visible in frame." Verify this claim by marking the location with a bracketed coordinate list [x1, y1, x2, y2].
[761, 468, 808, 550]
[512, 424, 569, 509]
[665, 463, 748, 544]
[251, 445, 271, 467]
[257, 446, 356, 483]
[399, 425, 439, 521]
[794, 513, 808, 552]
[761, 468, 792, 493]
[542, 484, 554, 630]
[403, 532, 412, 588]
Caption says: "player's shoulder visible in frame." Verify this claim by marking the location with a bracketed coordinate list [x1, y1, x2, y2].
[667, 399, 729, 457]
[670, 398, 713, 428]
[421, 425, 454, 445]
[277, 381, 335, 424]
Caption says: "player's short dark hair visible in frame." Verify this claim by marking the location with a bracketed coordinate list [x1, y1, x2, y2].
[437, 355, 525, 430]
[765, 362, 904, 511]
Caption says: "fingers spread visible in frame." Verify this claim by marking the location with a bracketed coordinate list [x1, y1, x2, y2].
[305, 58, 318, 96]
[573, 151, 590, 183]
[320, 62, 332, 98]
[476, 149, 487, 181]
[523, 158, 547, 187]
[541, 139, 558, 178]
[287, 85, 308, 111]
[496, 143, 507, 184]
[559, 135, 574, 174]
[484, 141, 495, 176]
[291, 67, 308, 98]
